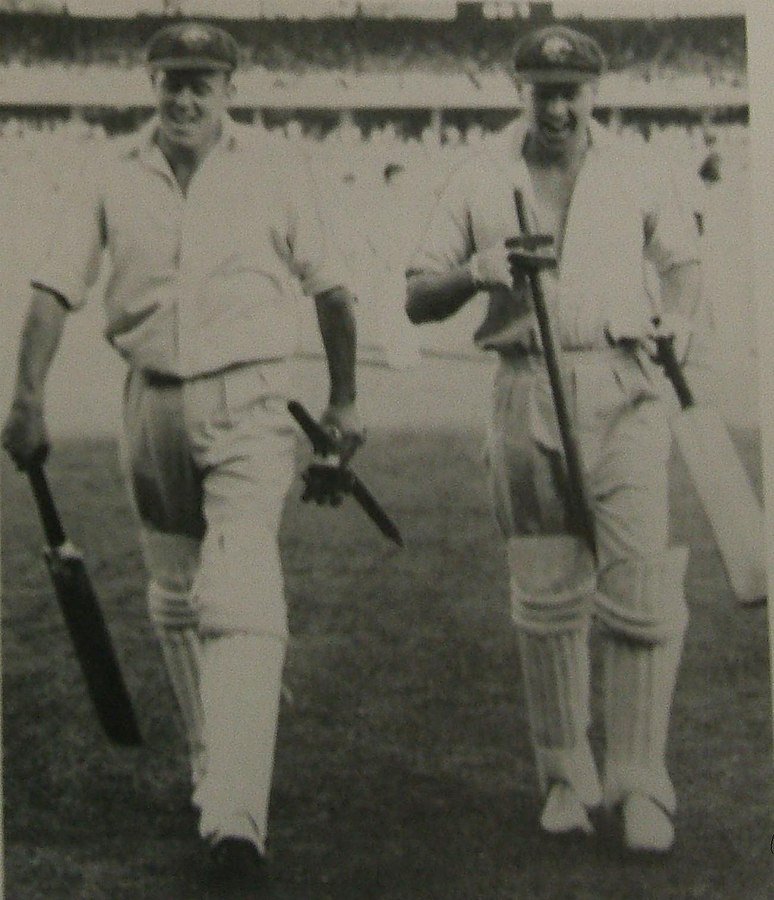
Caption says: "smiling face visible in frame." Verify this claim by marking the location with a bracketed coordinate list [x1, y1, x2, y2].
[525, 79, 597, 159]
[152, 68, 233, 156]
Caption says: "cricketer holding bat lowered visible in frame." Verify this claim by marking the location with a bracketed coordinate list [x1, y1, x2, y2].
[1, 21, 364, 888]
[407, 25, 704, 854]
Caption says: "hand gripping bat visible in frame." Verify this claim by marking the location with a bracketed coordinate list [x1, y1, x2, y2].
[652, 332, 766, 606]
[287, 401, 404, 548]
[27, 464, 143, 745]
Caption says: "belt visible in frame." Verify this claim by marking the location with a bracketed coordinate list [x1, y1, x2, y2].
[140, 358, 285, 388]
[142, 370, 183, 388]
[498, 343, 635, 365]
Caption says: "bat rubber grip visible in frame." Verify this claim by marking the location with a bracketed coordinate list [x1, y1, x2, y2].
[28, 465, 66, 548]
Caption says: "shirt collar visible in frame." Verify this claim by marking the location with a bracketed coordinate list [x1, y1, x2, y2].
[126, 112, 241, 164]
[505, 115, 608, 162]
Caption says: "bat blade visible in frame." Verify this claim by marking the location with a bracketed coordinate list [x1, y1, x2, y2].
[670, 406, 766, 605]
[28, 465, 142, 746]
[43, 543, 143, 746]
[349, 476, 404, 547]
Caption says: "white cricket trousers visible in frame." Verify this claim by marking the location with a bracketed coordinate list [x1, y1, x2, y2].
[486, 349, 689, 816]
[119, 360, 296, 853]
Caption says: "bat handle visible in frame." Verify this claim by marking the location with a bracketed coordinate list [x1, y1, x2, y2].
[287, 400, 335, 456]
[513, 190, 596, 556]
[513, 189, 530, 235]
[652, 336, 694, 410]
[27, 464, 66, 549]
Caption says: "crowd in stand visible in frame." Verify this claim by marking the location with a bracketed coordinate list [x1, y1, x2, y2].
[2, 117, 750, 234]
[0, 110, 749, 194]
[0, 113, 749, 247]
[0, 11, 747, 83]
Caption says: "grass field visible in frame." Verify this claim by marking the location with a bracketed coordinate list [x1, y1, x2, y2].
[1, 367, 770, 899]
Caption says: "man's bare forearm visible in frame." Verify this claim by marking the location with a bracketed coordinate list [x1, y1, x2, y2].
[11, 287, 69, 410]
[314, 286, 357, 406]
[405, 266, 477, 324]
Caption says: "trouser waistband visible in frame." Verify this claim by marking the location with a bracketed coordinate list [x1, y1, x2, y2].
[140, 359, 285, 389]
[498, 344, 634, 364]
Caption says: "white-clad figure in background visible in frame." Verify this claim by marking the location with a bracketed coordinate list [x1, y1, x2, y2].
[365, 161, 423, 370]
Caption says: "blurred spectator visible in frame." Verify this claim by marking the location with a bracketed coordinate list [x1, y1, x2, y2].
[362, 161, 424, 369]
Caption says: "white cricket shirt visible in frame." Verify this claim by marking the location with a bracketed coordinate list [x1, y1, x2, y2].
[33, 116, 349, 378]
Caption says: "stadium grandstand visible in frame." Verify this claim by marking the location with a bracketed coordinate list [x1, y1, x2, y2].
[0, 2, 747, 117]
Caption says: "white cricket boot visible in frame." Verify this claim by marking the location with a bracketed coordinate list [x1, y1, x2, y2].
[621, 793, 674, 853]
[540, 781, 595, 836]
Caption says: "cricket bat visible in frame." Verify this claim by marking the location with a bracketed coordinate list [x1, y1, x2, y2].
[287, 400, 404, 547]
[512, 191, 597, 557]
[27, 464, 143, 745]
[654, 337, 766, 605]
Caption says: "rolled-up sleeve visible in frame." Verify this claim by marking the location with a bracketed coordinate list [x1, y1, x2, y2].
[642, 153, 700, 274]
[279, 158, 350, 298]
[32, 160, 105, 311]
[407, 173, 474, 277]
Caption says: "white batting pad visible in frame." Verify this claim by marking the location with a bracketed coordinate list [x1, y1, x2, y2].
[155, 623, 206, 790]
[518, 628, 601, 807]
[602, 548, 689, 812]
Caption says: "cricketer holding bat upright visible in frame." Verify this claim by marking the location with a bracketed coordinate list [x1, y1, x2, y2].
[1, 21, 363, 888]
[407, 25, 704, 854]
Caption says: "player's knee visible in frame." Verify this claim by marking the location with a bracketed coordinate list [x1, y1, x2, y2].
[148, 579, 198, 629]
[507, 535, 595, 633]
[193, 520, 288, 639]
[595, 547, 689, 643]
[140, 528, 200, 594]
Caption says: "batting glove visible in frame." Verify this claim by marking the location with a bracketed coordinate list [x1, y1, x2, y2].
[301, 463, 350, 507]
[646, 314, 693, 365]
[468, 242, 514, 289]
[505, 235, 558, 278]
[605, 313, 693, 365]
